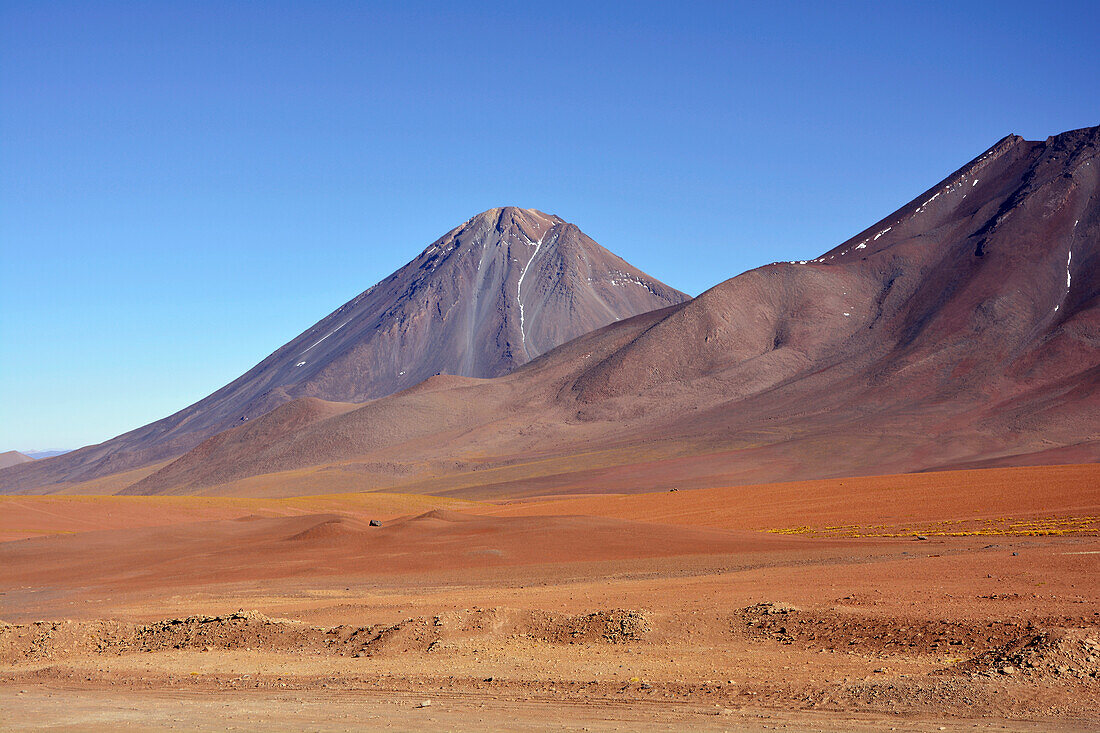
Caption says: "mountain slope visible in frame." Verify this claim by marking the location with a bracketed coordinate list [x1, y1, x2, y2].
[0, 208, 686, 493]
[122, 125, 1100, 497]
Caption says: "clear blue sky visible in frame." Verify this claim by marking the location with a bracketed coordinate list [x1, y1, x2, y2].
[1, 1, 1097, 450]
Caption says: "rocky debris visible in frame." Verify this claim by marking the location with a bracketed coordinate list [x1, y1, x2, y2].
[512, 609, 651, 645]
[735, 603, 1100, 687]
[1, 607, 652, 665]
[5, 617, 1100, 724]
[343, 607, 652, 658]
[126, 611, 327, 655]
[738, 603, 1033, 663]
[956, 629, 1100, 680]
[0, 619, 133, 664]
[747, 602, 801, 615]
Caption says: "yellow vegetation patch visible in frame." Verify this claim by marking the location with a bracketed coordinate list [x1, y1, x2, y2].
[768, 516, 1100, 538]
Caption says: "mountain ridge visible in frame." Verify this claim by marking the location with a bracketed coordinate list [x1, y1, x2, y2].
[121, 124, 1100, 496]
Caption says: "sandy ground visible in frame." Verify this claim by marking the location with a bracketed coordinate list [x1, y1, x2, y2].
[6, 686, 1094, 732]
[2, 467, 1098, 731]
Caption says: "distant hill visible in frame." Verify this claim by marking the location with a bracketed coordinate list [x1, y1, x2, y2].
[0, 451, 34, 469]
[23, 450, 72, 460]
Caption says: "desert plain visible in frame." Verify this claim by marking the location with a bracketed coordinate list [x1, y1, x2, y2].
[2, 463, 1098, 731]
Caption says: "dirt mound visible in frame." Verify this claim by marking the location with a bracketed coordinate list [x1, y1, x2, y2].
[0, 611, 337, 664]
[515, 608, 651, 645]
[332, 608, 651, 658]
[0, 619, 132, 664]
[284, 516, 370, 542]
[127, 611, 326, 654]
[0, 607, 651, 664]
[954, 628, 1100, 680]
[404, 508, 480, 524]
[737, 602, 1036, 659]
[735, 602, 1100, 685]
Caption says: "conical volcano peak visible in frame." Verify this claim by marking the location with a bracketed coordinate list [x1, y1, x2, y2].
[454, 206, 561, 235]
[484, 206, 560, 229]
[420, 207, 562, 263]
[477, 207, 563, 249]
[406, 206, 686, 366]
[283, 203, 687, 383]
[0, 207, 688, 492]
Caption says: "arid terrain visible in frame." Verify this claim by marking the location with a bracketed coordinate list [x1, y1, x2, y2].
[2, 128, 1097, 729]
[6, 128, 1099, 500]
[2, 464, 1098, 730]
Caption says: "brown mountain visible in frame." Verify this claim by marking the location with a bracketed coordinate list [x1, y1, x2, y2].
[0, 208, 686, 493]
[118, 125, 1099, 497]
[0, 451, 33, 470]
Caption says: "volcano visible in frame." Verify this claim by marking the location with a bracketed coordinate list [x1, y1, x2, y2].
[0, 208, 686, 492]
[108, 125, 1099, 497]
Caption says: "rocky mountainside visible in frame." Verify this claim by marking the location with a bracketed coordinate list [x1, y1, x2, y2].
[0, 208, 686, 492]
[118, 125, 1099, 497]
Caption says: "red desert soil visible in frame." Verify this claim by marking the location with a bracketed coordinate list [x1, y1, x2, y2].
[0, 491, 478, 543]
[0, 509, 843, 603]
[2, 464, 1098, 730]
[483, 463, 1100, 534]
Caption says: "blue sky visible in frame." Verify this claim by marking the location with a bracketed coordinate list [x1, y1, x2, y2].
[1, 1, 1097, 450]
